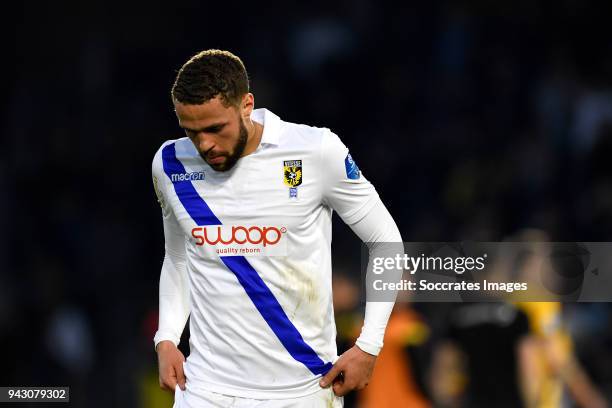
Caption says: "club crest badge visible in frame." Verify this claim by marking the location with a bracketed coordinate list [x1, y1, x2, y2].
[283, 160, 302, 199]
[283, 160, 303, 187]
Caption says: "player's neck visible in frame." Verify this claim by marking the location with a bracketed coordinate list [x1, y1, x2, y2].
[242, 121, 264, 157]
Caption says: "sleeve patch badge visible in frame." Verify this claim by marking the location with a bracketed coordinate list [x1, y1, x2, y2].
[153, 176, 166, 208]
[344, 153, 361, 179]
[153, 176, 170, 216]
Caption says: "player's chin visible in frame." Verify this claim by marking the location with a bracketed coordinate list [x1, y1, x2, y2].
[209, 162, 229, 172]
[206, 157, 228, 171]
[209, 156, 240, 172]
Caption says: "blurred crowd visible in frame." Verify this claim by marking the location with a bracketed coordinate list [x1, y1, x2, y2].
[3, 1, 612, 406]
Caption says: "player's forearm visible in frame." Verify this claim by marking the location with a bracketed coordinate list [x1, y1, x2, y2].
[348, 199, 403, 356]
[154, 252, 190, 349]
[153, 209, 190, 349]
[355, 302, 396, 355]
[152, 152, 191, 349]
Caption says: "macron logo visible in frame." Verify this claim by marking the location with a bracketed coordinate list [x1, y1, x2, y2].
[171, 171, 205, 182]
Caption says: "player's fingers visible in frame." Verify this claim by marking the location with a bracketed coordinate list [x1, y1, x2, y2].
[159, 374, 177, 391]
[332, 379, 352, 397]
[160, 367, 178, 391]
[355, 379, 369, 390]
[175, 361, 187, 391]
[319, 363, 343, 387]
[159, 376, 168, 391]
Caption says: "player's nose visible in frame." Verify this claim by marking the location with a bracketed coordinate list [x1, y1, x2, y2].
[194, 132, 216, 154]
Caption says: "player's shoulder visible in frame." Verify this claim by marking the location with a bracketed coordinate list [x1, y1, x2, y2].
[277, 115, 334, 150]
[152, 137, 193, 174]
[275, 117, 351, 170]
[275, 112, 349, 153]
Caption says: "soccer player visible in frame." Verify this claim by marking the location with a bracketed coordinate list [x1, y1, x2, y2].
[152, 49, 402, 407]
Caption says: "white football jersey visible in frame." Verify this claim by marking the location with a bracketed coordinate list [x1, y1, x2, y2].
[152, 109, 379, 399]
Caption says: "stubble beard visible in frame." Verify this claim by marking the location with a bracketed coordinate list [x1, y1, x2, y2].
[204, 118, 249, 172]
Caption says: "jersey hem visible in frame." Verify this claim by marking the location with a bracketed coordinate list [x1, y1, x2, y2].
[185, 377, 325, 400]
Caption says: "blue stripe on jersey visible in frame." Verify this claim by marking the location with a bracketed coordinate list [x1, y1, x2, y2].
[162, 143, 221, 226]
[220, 256, 333, 375]
[161, 142, 333, 376]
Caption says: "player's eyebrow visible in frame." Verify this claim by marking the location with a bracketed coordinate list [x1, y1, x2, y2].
[181, 122, 227, 133]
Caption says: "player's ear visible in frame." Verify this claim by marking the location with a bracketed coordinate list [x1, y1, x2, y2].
[240, 93, 254, 119]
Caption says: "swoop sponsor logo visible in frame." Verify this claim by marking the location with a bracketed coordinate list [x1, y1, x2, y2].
[191, 225, 288, 257]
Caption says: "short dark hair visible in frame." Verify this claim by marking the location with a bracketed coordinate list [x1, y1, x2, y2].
[171, 49, 249, 106]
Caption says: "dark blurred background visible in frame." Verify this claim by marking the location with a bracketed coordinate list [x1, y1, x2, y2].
[3, 1, 612, 407]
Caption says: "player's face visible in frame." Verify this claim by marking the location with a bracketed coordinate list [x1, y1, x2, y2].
[174, 96, 249, 172]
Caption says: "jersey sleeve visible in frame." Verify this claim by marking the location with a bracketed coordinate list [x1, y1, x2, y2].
[151, 148, 190, 349]
[349, 200, 403, 356]
[319, 130, 379, 224]
[320, 131, 403, 356]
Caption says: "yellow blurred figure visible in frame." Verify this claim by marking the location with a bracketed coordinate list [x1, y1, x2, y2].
[517, 302, 607, 408]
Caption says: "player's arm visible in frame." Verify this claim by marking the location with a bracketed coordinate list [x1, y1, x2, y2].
[152, 152, 190, 392]
[317, 131, 403, 396]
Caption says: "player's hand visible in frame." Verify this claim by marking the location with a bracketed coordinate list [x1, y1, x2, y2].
[157, 340, 186, 392]
[319, 345, 377, 397]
